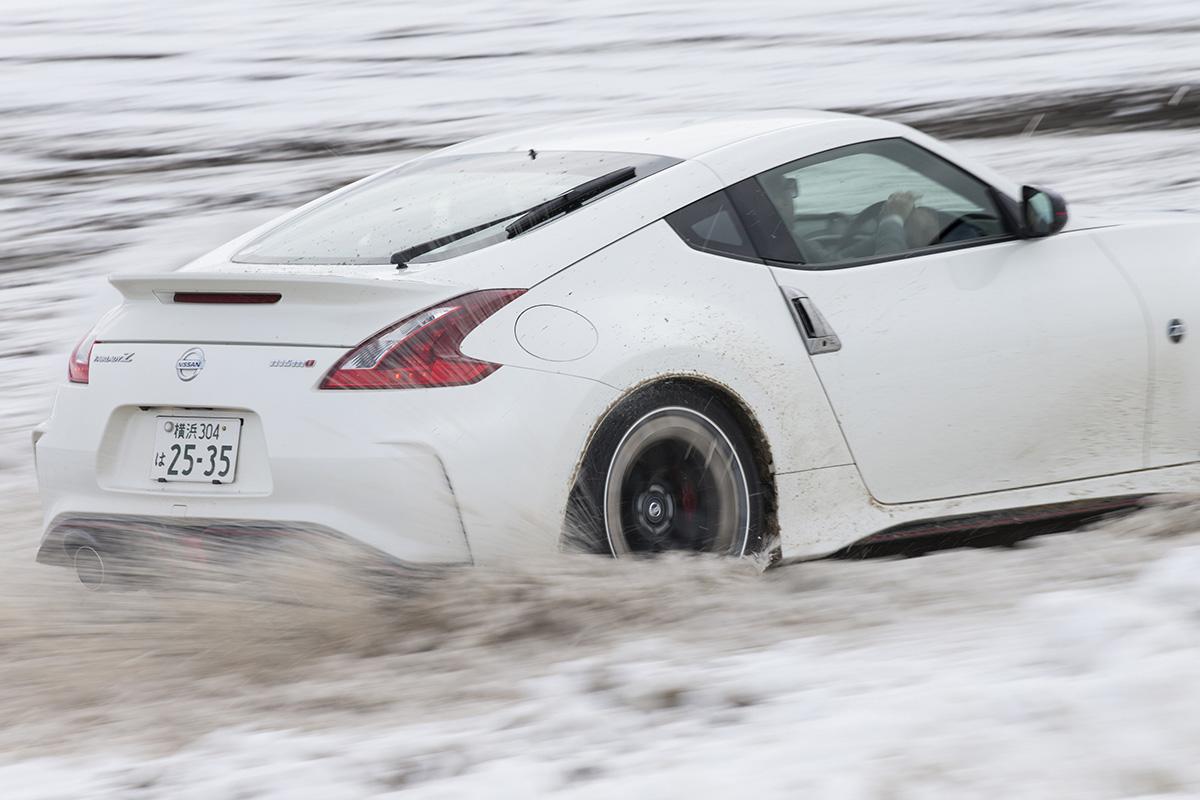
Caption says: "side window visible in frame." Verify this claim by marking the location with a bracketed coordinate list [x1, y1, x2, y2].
[754, 138, 1009, 269]
[666, 191, 759, 261]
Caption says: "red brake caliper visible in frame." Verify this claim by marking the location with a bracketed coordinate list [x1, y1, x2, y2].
[681, 480, 698, 518]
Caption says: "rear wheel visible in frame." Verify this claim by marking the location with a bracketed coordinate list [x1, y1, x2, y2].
[569, 383, 765, 557]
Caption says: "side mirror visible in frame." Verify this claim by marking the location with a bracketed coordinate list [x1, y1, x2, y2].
[1019, 185, 1068, 238]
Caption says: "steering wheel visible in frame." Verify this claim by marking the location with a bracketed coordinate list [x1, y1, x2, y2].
[790, 202, 885, 265]
[832, 199, 887, 254]
[937, 213, 988, 243]
[797, 211, 850, 247]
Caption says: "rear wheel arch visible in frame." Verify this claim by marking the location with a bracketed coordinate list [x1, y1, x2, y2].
[564, 375, 778, 557]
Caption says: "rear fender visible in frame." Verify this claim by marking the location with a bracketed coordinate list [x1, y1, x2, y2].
[462, 222, 853, 474]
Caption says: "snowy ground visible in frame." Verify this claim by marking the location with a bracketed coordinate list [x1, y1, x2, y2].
[2, 493, 1200, 798]
[2, 1, 1200, 797]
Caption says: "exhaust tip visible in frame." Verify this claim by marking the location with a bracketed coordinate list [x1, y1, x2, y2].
[73, 545, 106, 590]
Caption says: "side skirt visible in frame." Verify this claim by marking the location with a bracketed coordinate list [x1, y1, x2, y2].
[775, 461, 1200, 560]
[851, 495, 1146, 545]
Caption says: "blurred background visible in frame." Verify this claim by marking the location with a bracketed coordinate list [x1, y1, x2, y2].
[1, 1, 1199, 796]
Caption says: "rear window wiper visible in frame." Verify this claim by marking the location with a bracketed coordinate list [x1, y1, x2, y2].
[391, 166, 637, 269]
[504, 166, 637, 239]
[391, 210, 525, 268]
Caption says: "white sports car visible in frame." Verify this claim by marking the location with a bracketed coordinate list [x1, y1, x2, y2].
[34, 111, 1200, 584]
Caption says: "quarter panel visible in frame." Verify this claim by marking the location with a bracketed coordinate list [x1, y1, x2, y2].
[464, 222, 853, 474]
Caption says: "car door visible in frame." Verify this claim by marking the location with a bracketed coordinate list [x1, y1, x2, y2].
[737, 138, 1149, 505]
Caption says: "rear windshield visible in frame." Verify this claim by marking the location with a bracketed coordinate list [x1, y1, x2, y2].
[234, 150, 679, 266]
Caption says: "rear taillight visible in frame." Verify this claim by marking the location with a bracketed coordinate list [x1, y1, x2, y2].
[68, 330, 97, 384]
[319, 289, 525, 390]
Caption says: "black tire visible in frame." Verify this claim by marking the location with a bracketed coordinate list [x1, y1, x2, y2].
[567, 381, 766, 557]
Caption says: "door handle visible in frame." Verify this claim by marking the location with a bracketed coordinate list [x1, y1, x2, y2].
[781, 288, 841, 355]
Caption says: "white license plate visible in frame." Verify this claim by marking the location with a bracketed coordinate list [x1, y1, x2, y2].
[151, 416, 242, 484]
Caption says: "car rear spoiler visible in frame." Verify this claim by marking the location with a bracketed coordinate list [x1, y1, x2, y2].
[102, 272, 470, 347]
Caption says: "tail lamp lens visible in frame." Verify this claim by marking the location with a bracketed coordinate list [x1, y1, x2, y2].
[68, 331, 97, 384]
[319, 289, 525, 390]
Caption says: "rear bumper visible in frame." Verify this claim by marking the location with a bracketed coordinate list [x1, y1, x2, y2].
[34, 345, 617, 566]
[38, 439, 470, 564]
[36, 514, 349, 568]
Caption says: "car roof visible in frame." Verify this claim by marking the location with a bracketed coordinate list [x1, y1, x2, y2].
[440, 111, 871, 160]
